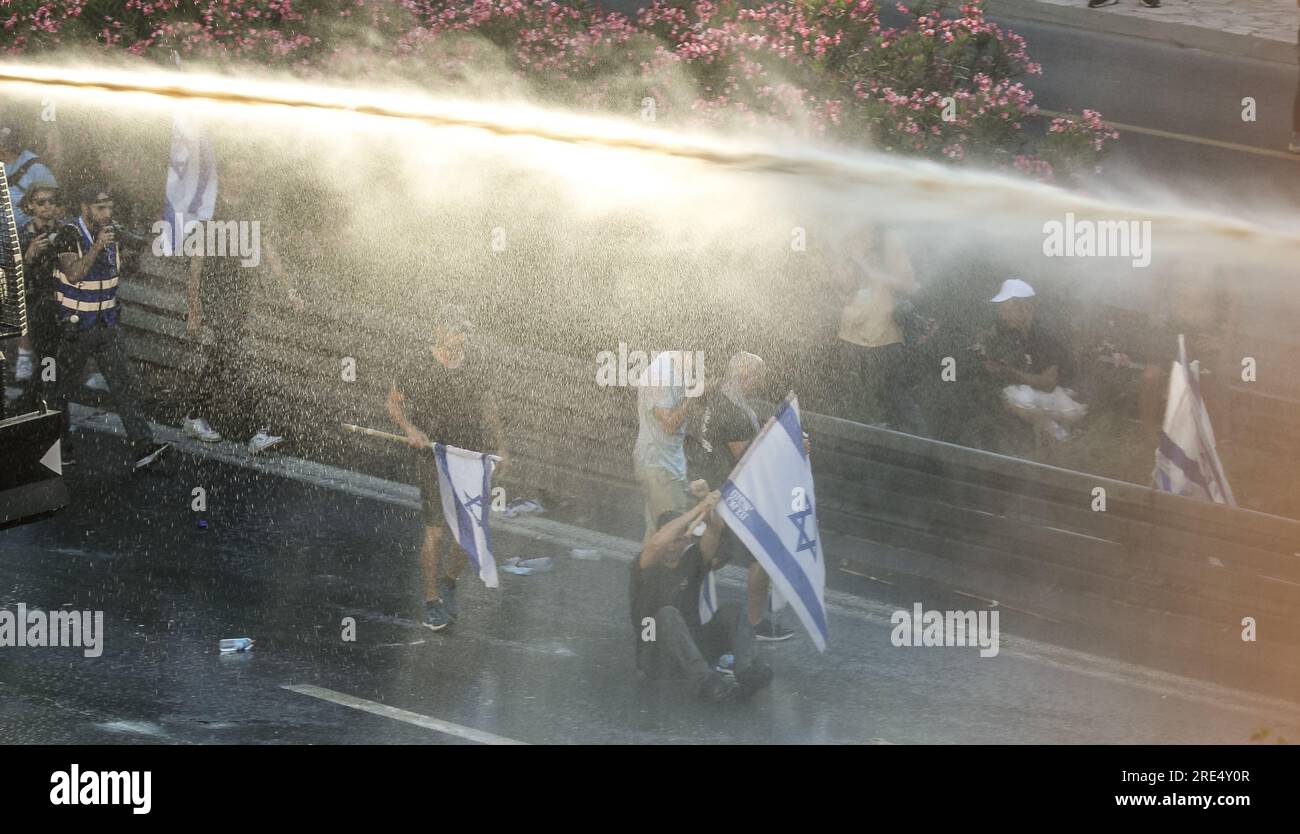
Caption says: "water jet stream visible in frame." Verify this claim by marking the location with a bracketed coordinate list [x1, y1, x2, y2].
[1, 61, 1297, 266]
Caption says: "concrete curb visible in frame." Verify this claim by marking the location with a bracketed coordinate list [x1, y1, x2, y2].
[986, 0, 1298, 67]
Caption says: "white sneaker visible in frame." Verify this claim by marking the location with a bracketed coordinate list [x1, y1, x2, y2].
[248, 428, 284, 455]
[84, 372, 109, 391]
[1290, 133, 1300, 154]
[14, 349, 33, 381]
[183, 416, 223, 443]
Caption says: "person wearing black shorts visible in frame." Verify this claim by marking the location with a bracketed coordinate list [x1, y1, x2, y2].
[387, 305, 508, 632]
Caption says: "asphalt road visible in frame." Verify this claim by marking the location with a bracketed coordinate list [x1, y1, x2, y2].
[987, 13, 1300, 213]
[2, 415, 1298, 745]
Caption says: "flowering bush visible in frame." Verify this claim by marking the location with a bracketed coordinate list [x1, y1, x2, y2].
[0, 0, 1117, 181]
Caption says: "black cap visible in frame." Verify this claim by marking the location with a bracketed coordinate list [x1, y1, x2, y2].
[77, 184, 112, 205]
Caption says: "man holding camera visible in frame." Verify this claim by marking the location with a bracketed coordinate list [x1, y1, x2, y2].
[49, 185, 170, 469]
[12, 179, 63, 411]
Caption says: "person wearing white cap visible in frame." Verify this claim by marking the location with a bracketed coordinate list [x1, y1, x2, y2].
[977, 279, 1085, 446]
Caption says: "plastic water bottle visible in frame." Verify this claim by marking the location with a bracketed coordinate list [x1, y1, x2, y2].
[219, 637, 254, 653]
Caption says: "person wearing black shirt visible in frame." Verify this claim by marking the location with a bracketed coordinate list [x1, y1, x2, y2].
[13, 180, 62, 413]
[631, 491, 772, 703]
[388, 305, 509, 632]
[970, 279, 1080, 453]
[684, 352, 796, 642]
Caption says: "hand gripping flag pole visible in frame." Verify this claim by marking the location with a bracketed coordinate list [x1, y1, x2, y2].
[713, 393, 828, 651]
[342, 423, 501, 587]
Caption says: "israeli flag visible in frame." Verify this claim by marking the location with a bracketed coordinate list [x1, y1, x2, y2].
[716, 393, 828, 651]
[698, 568, 718, 626]
[1153, 335, 1235, 506]
[433, 443, 501, 588]
[161, 111, 217, 255]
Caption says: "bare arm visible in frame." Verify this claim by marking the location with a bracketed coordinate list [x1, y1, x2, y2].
[698, 503, 727, 567]
[640, 492, 718, 569]
[57, 228, 112, 284]
[386, 385, 430, 449]
[653, 398, 695, 434]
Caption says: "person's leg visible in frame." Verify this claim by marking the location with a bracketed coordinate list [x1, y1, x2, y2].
[649, 605, 713, 694]
[50, 330, 91, 445]
[746, 561, 770, 628]
[881, 342, 926, 435]
[420, 524, 445, 602]
[16, 299, 57, 413]
[836, 340, 872, 423]
[93, 326, 152, 444]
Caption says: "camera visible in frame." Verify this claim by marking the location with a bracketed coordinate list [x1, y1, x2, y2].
[107, 223, 150, 247]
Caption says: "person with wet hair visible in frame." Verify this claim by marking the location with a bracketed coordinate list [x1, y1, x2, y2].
[633, 349, 712, 546]
[49, 184, 171, 470]
[388, 304, 509, 633]
[630, 490, 773, 704]
[833, 224, 925, 433]
[685, 351, 796, 642]
[11, 179, 63, 410]
[180, 163, 303, 454]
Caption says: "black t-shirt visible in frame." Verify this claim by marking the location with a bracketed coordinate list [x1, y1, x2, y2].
[629, 542, 708, 644]
[684, 389, 759, 489]
[982, 321, 1072, 386]
[395, 346, 495, 452]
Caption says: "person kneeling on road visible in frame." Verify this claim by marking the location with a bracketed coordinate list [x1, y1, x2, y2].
[630, 491, 773, 704]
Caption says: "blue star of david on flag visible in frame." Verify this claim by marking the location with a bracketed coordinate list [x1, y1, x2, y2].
[461, 490, 487, 527]
[434, 442, 502, 588]
[788, 503, 817, 558]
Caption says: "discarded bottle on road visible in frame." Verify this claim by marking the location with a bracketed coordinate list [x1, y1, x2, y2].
[219, 637, 255, 653]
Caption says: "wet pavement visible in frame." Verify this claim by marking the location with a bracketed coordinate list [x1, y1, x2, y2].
[3, 421, 1299, 745]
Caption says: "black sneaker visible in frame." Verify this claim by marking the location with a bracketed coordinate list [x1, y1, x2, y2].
[753, 619, 795, 642]
[1087, 0, 1117, 7]
[422, 599, 452, 632]
[132, 441, 172, 470]
[1138, 0, 1160, 7]
[697, 671, 740, 704]
[735, 661, 774, 701]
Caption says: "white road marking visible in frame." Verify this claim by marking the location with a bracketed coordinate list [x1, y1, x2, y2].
[283, 684, 527, 745]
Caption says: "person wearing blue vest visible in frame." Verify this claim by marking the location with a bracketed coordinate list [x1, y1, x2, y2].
[49, 184, 171, 470]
